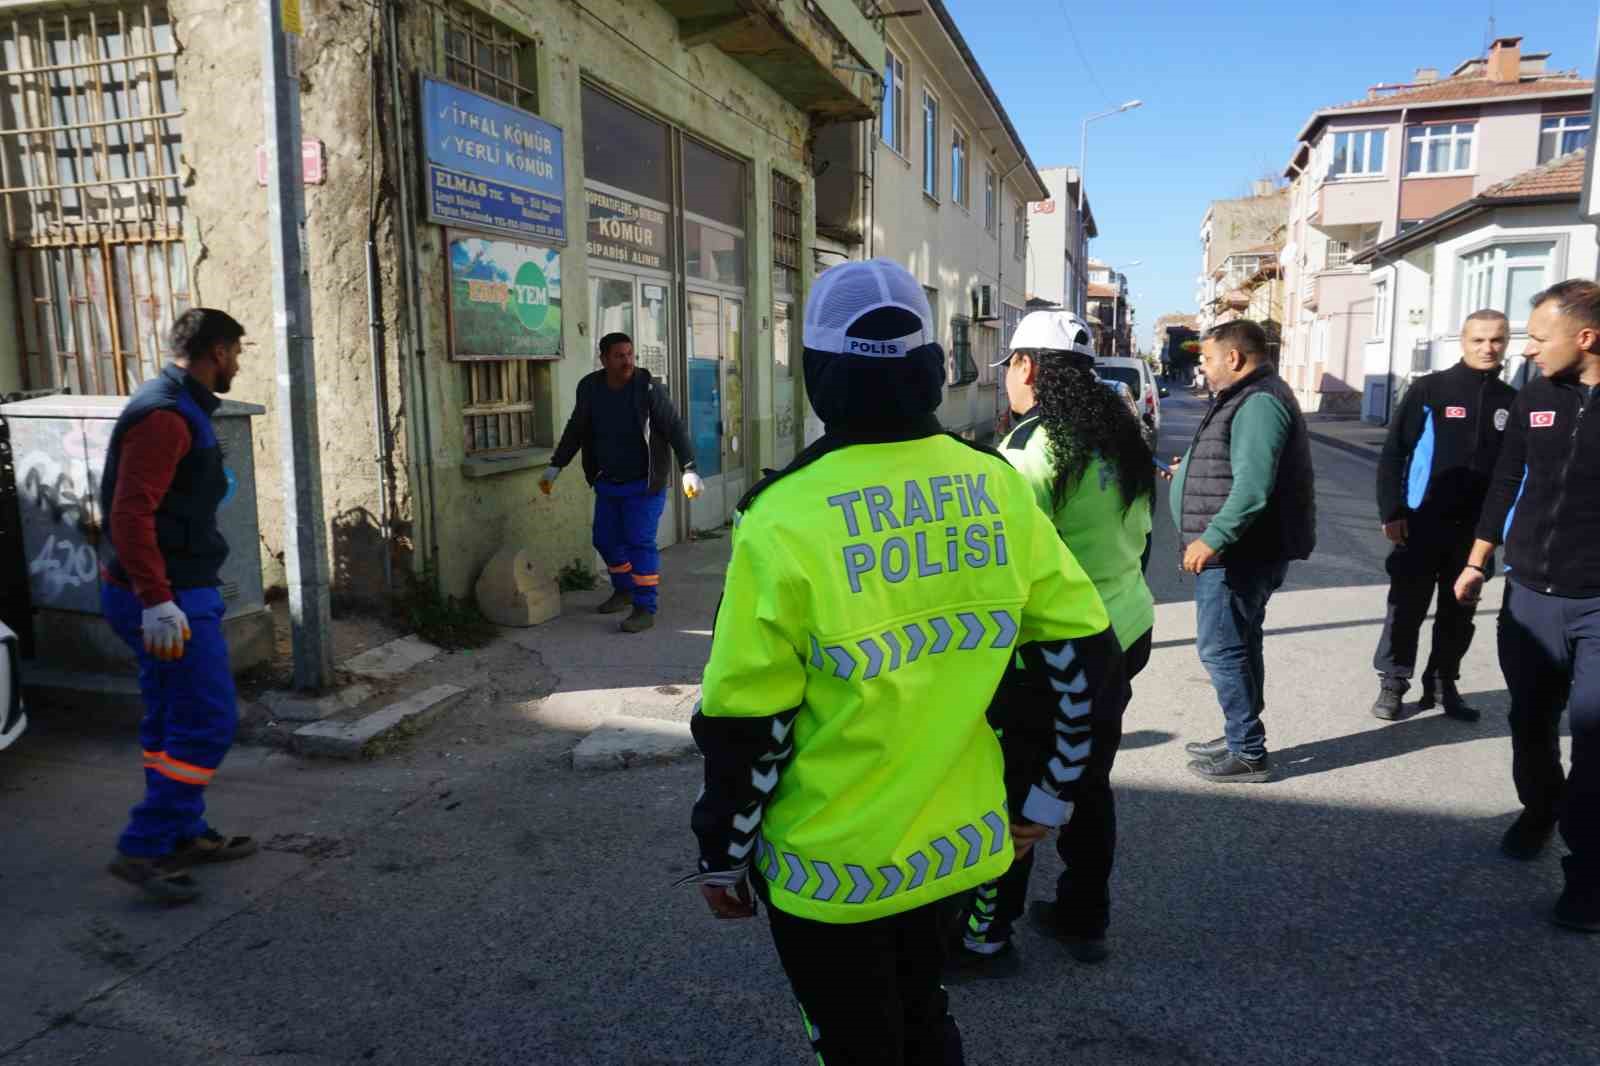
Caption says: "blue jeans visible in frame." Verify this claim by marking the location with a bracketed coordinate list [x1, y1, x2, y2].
[592, 479, 668, 613]
[1194, 560, 1288, 760]
[102, 583, 237, 858]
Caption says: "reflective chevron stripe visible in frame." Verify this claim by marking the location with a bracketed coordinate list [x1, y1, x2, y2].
[757, 810, 1007, 905]
[808, 611, 1020, 680]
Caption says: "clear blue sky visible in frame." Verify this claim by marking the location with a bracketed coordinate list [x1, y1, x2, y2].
[945, 0, 1598, 347]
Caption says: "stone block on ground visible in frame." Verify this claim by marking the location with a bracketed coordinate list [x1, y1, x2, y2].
[293, 684, 468, 758]
[340, 635, 441, 680]
[572, 715, 698, 772]
[475, 546, 560, 627]
[260, 684, 373, 723]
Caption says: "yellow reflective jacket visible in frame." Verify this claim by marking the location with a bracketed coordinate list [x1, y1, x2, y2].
[691, 430, 1112, 924]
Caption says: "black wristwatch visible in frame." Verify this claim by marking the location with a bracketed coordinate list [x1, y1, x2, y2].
[1466, 563, 1487, 575]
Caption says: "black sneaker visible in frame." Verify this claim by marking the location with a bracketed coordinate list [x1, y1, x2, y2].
[942, 940, 1021, 983]
[107, 853, 202, 904]
[596, 590, 633, 615]
[1500, 811, 1556, 860]
[619, 607, 655, 634]
[1416, 674, 1437, 711]
[1551, 888, 1600, 933]
[1027, 901, 1109, 964]
[1437, 681, 1480, 723]
[1188, 750, 1273, 783]
[1371, 678, 1407, 721]
[1183, 736, 1228, 758]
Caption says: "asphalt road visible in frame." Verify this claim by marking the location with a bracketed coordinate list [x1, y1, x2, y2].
[1, 391, 1591, 1066]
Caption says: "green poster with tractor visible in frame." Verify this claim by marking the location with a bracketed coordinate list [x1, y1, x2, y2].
[448, 236, 561, 360]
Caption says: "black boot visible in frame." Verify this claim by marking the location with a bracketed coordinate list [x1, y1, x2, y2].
[1416, 673, 1437, 710]
[1371, 678, 1407, 721]
[1437, 680, 1480, 722]
[1500, 810, 1557, 860]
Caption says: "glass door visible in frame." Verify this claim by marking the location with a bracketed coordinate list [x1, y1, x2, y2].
[686, 288, 748, 530]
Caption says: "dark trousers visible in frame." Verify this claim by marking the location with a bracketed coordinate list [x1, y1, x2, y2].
[102, 583, 237, 858]
[592, 479, 667, 613]
[971, 630, 1150, 944]
[766, 900, 964, 1066]
[1373, 519, 1481, 684]
[1498, 580, 1600, 894]
[1195, 560, 1288, 759]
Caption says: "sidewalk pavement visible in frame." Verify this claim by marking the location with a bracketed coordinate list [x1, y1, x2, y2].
[1305, 414, 1387, 461]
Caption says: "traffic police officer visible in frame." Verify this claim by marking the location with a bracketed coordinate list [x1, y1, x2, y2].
[102, 309, 259, 903]
[685, 260, 1121, 1062]
[1457, 279, 1600, 933]
[1372, 309, 1515, 720]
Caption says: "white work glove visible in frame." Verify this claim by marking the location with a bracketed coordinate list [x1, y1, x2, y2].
[142, 601, 191, 662]
[538, 465, 562, 496]
[682, 470, 705, 499]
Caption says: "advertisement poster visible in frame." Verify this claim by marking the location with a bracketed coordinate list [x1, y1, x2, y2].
[422, 76, 566, 244]
[448, 236, 561, 361]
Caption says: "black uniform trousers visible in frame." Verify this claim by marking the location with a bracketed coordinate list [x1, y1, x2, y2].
[982, 629, 1149, 942]
[1498, 580, 1600, 897]
[765, 897, 964, 1066]
[1372, 516, 1483, 684]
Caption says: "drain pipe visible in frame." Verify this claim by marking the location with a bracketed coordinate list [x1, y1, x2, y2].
[364, 5, 393, 597]
[383, 0, 440, 574]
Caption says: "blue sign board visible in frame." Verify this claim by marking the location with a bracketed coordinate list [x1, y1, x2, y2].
[420, 76, 566, 244]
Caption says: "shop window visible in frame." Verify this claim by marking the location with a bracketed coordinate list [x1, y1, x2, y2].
[0, 4, 189, 395]
[443, 5, 544, 455]
[684, 138, 745, 286]
[581, 84, 670, 206]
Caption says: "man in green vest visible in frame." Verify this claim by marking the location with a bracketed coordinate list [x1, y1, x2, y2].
[684, 259, 1122, 1064]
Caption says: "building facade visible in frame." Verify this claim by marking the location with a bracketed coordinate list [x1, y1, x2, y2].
[1355, 151, 1596, 407]
[1279, 35, 1591, 416]
[1024, 166, 1094, 316]
[1195, 184, 1287, 332]
[812, 0, 1044, 445]
[0, 0, 882, 603]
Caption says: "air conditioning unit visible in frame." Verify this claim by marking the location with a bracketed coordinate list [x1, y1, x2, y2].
[974, 284, 997, 321]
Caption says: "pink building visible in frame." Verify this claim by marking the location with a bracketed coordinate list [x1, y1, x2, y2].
[1278, 36, 1591, 417]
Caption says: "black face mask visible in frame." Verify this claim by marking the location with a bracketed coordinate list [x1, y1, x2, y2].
[803, 344, 947, 431]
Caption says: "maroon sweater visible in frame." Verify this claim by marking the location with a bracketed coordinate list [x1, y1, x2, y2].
[106, 410, 191, 607]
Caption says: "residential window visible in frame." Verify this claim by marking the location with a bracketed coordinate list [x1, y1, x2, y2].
[984, 165, 997, 233]
[879, 49, 907, 155]
[975, 322, 1000, 385]
[1539, 113, 1591, 164]
[949, 316, 977, 386]
[1328, 129, 1385, 179]
[772, 170, 801, 377]
[922, 89, 940, 199]
[447, 5, 542, 454]
[1372, 279, 1389, 339]
[1226, 255, 1264, 285]
[1013, 202, 1025, 262]
[1459, 241, 1557, 327]
[1405, 122, 1475, 176]
[951, 127, 970, 208]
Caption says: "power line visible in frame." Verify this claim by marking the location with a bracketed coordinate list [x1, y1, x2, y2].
[1054, 0, 1110, 106]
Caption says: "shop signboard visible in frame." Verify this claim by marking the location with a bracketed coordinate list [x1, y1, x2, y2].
[585, 188, 669, 271]
[422, 76, 566, 244]
[447, 235, 561, 361]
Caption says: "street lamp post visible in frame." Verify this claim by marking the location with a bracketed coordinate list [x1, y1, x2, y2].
[1076, 99, 1142, 314]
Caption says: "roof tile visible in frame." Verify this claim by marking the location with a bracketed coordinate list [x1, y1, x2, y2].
[1329, 75, 1590, 111]
[1481, 149, 1586, 199]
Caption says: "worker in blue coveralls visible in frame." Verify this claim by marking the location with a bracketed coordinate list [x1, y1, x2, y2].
[102, 308, 259, 904]
[542, 331, 702, 633]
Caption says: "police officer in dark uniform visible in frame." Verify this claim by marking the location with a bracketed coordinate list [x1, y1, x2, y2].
[1371, 309, 1516, 721]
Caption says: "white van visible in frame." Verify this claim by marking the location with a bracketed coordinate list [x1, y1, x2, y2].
[1095, 357, 1165, 443]
[0, 622, 25, 752]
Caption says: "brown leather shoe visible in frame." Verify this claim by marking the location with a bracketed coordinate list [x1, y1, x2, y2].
[620, 607, 655, 633]
[108, 853, 202, 904]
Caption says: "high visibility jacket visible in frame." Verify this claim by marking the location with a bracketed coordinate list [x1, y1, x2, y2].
[692, 427, 1112, 925]
[1000, 411, 1153, 651]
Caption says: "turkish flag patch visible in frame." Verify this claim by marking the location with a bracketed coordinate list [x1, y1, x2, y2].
[1444, 406, 1467, 419]
[1531, 411, 1557, 428]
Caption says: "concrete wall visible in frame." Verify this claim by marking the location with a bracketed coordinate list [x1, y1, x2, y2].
[163, 0, 813, 601]
[1026, 168, 1069, 308]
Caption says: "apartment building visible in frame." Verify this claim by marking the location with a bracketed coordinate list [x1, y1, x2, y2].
[812, 0, 1045, 444]
[1086, 261, 1136, 357]
[1196, 184, 1288, 332]
[1025, 166, 1096, 316]
[1279, 36, 1592, 416]
[1204, 246, 1286, 355]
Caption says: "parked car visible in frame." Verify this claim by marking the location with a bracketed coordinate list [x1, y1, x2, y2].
[1096, 356, 1165, 444]
[0, 621, 24, 752]
[1099, 377, 1155, 451]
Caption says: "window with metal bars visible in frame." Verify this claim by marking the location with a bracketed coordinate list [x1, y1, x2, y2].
[771, 169, 800, 296]
[441, 2, 544, 455]
[0, 4, 188, 395]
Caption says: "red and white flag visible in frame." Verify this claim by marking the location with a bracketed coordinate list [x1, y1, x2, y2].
[1530, 411, 1557, 428]
[1444, 406, 1467, 419]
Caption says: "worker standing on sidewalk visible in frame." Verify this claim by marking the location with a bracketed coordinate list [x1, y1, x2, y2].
[1455, 280, 1600, 933]
[101, 309, 259, 904]
[540, 331, 702, 634]
[684, 259, 1122, 1063]
[1371, 309, 1515, 721]
[948, 310, 1151, 977]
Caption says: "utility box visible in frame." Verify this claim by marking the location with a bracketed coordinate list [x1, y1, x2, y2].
[2, 394, 274, 675]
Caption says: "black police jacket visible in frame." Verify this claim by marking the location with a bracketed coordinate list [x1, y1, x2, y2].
[1377, 361, 1516, 526]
